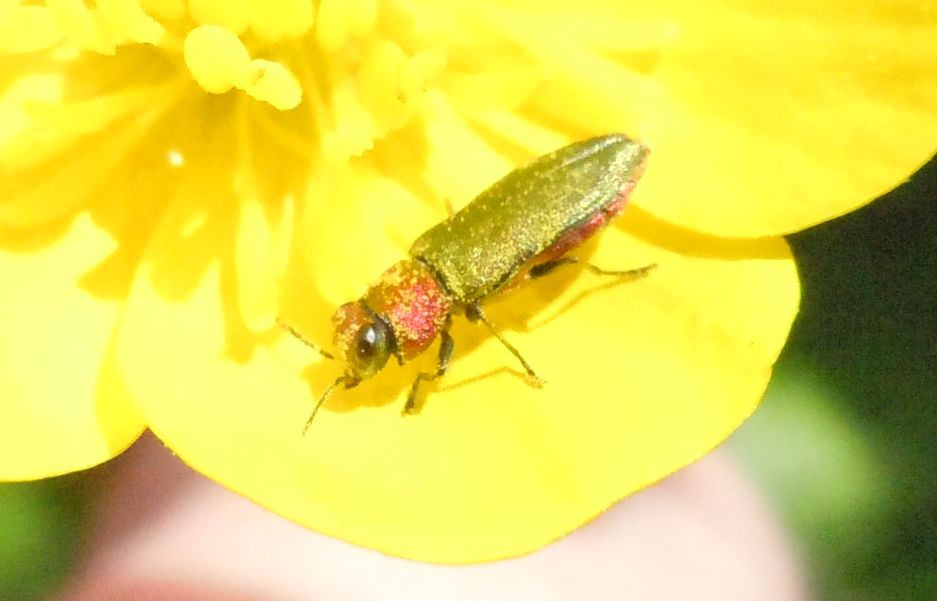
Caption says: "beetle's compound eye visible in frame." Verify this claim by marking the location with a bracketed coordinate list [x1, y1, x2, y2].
[349, 320, 391, 377]
[332, 302, 392, 379]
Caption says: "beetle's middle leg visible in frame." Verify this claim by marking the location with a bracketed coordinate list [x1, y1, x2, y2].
[403, 316, 454, 415]
[529, 257, 656, 281]
[465, 305, 544, 387]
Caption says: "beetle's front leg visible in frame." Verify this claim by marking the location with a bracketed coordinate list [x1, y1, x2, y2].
[403, 316, 454, 415]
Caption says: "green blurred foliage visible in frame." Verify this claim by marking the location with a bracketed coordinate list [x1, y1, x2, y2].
[731, 153, 937, 601]
[0, 477, 84, 601]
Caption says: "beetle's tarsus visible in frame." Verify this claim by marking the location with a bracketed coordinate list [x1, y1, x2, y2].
[585, 262, 657, 280]
[402, 388, 421, 415]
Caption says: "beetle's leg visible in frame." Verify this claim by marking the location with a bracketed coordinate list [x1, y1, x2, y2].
[528, 257, 578, 279]
[403, 316, 454, 415]
[529, 257, 656, 282]
[584, 262, 657, 279]
[465, 305, 544, 387]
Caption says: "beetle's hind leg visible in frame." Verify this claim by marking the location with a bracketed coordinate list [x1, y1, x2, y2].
[584, 262, 657, 279]
[529, 257, 656, 281]
[465, 305, 544, 387]
[403, 316, 454, 415]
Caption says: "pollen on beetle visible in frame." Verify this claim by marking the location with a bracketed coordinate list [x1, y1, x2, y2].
[365, 261, 453, 361]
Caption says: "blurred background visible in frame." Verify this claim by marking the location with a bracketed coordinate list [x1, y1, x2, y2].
[729, 152, 937, 601]
[1, 155, 935, 601]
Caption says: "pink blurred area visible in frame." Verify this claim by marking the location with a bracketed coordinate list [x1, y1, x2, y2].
[54, 433, 806, 601]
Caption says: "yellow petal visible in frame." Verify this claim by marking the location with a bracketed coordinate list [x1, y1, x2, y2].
[235, 197, 280, 333]
[300, 160, 437, 308]
[0, 84, 177, 227]
[46, 0, 118, 54]
[0, 6, 63, 54]
[584, 1, 937, 236]
[0, 77, 175, 174]
[0, 216, 144, 480]
[116, 170, 798, 561]
[0, 75, 63, 165]
[418, 92, 515, 209]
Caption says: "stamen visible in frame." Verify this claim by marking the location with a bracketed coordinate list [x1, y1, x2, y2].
[96, 0, 165, 45]
[184, 25, 301, 109]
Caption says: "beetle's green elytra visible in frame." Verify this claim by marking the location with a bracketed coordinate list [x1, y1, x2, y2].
[286, 134, 654, 432]
[410, 134, 648, 302]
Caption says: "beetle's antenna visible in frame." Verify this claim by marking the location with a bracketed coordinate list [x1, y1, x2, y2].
[303, 375, 358, 435]
[277, 318, 335, 360]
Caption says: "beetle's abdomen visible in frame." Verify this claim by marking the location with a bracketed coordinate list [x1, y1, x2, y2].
[535, 182, 634, 263]
[364, 260, 453, 362]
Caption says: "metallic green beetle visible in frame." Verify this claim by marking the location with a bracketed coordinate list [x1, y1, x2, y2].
[286, 134, 653, 432]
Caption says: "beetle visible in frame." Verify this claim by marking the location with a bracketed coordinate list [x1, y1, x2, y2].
[284, 134, 654, 433]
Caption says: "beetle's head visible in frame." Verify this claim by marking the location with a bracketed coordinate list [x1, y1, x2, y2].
[332, 301, 393, 381]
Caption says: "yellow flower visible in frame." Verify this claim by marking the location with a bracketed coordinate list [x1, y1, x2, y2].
[1, 0, 935, 562]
